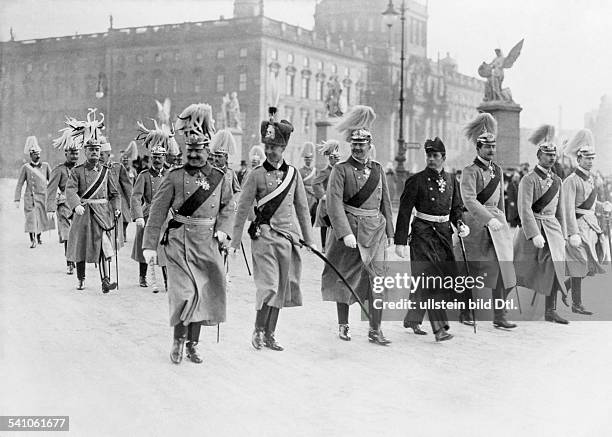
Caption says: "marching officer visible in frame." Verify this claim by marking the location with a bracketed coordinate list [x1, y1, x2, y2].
[313, 139, 341, 252]
[562, 129, 611, 315]
[299, 142, 318, 225]
[459, 113, 517, 329]
[131, 122, 169, 291]
[514, 125, 569, 324]
[47, 134, 80, 274]
[142, 103, 236, 364]
[57, 109, 121, 292]
[210, 129, 241, 195]
[231, 108, 315, 352]
[14, 136, 55, 248]
[320, 106, 394, 344]
[395, 137, 469, 342]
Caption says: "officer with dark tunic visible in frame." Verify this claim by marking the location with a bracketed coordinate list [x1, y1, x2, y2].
[100, 136, 132, 246]
[299, 142, 318, 225]
[562, 129, 611, 315]
[131, 122, 169, 290]
[143, 103, 236, 364]
[514, 125, 569, 324]
[231, 108, 315, 352]
[14, 136, 55, 248]
[395, 137, 469, 342]
[313, 139, 341, 252]
[58, 109, 121, 292]
[210, 129, 241, 196]
[47, 135, 80, 274]
[459, 113, 517, 329]
[320, 106, 394, 345]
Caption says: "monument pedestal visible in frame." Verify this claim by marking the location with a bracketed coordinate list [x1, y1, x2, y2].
[229, 127, 243, 163]
[477, 102, 522, 169]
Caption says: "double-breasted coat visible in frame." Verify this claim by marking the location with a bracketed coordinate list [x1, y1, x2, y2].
[46, 161, 76, 242]
[321, 157, 394, 305]
[231, 160, 315, 310]
[514, 166, 567, 296]
[130, 167, 168, 265]
[65, 162, 120, 263]
[14, 162, 55, 234]
[458, 157, 517, 289]
[562, 167, 609, 277]
[313, 165, 333, 228]
[143, 164, 236, 327]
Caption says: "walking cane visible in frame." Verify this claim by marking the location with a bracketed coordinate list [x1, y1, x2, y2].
[114, 215, 119, 290]
[457, 233, 477, 334]
[241, 242, 252, 276]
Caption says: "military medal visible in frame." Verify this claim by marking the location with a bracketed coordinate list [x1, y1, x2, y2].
[195, 174, 210, 190]
[544, 173, 553, 188]
[275, 171, 284, 185]
[488, 163, 496, 180]
[363, 166, 371, 179]
[437, 175, 446, 193]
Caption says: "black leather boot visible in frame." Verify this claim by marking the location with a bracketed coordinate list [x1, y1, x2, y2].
[338, 324, 351, 341]
[407, 322, 427, 335]
[101, 277, 117, 294]
[368, 329, 391, 345]
[170, 337, 186, 364]
[435, 328, 454, 342]
[264, 332, 284, 351]
[459, 310, 475, 326]
[571, 303, 593, 315]
[545, 289, 569, 324]
[67, 262, 74, 275]
[493, 317, 517, 329]
[251, 328, 265, 350]
[139, 276, 148, 287]
[186, 341, 203, 364]
[37, 234, 42, 244]
[76, 279, 85, 290]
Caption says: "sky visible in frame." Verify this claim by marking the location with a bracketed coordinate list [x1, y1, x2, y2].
[1, 0, 610, 130]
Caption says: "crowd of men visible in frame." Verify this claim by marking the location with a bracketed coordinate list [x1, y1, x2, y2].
[13, 100, 612, 363]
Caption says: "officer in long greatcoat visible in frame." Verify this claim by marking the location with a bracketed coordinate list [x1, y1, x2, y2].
[561, 129, 611, 315]
[58, 109, 121, 293]
[514, 125, 569, 324]
[131, 122, 169, 291]
[46, 136, 80, 274]
[299, 142, 318, 225]
[143, 103, 236, 365]
[14, 136, 55, 248]
[231, 108, 315, 352]
[313, 139, 341, 252]
[395, 138, 470, 342]
[320, 106, 394, 345]
[459, 113, 517, 329]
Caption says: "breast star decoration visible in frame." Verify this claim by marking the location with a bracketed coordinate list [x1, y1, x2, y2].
[195, 174, 210, 190]
[436, 175, 447, 193]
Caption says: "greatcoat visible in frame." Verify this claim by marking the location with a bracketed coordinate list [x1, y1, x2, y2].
[14, 162, 55, 234]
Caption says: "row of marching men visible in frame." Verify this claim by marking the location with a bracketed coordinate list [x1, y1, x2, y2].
[14, 102, 611, 365]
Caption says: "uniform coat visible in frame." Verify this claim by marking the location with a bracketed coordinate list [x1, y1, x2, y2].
[313, 165, 333, 228]
[562, 167, 608, 277]
[514, 166, 567, 296]
[231, 160, 315, 310]
[46, 162, 76, 242]
[299, 165, 318, 212]
[108, 161, 133, 248]
[142, 164, 236, 327]
[65, 162, 120, 263]
[14, 162, 55, 234]
[458, 157, 517, 289]
[321, 157, 394, 304]
[130, 167, 168, 265]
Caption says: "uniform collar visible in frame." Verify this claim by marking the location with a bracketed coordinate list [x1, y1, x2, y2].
[29, 161, 42, 168]
[84, 161, 101, 171]
[149, 166, 165, 177]
[534, 164, 552, 179]
[474, 155, 494, 170]
[184, 162, 212, 177]
[64, 161, 76, 169]
[348, 156, 372, 170]
[425, 166, 445, 178]
[574, 166, 590, 181]
[263, 159, 288, 172]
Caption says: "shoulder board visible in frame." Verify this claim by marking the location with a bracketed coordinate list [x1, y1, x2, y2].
[169, 165, 184, 172]
[74, 163, 85, 169]
[211, 166, 225, 175]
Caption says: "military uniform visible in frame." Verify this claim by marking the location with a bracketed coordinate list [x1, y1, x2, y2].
[47, 160, 77, 272]
[313, 165, 333, 228]
[108, 161, 133, 244]
[14, 161, 55, 239]
[395, 139, 465, 339]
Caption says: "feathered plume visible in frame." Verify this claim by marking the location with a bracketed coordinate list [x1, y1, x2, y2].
[249, 145, 265, 162]
[175, 103, 215, 138]
[24, 136, 40, 154]
[317, 139, 340, 156]
[301, 141, 315, 158]
[52, 108, 104, 150]
[370, 144, 377, 161]
[155, 98, 171, 127]
[528, 124, 555, 146]
[335, 105, 376, 142]
[136, 120, 169, 151]
[210, 129, 237, 155]
[123, 140, 139, 161]
[464, 113, 497, 144]
[565, 128, 594, 158]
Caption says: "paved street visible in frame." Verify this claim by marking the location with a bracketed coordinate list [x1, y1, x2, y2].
[1, 178, 611, 436]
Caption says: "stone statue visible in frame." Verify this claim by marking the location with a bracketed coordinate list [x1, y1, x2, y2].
[478, 39, 524, 103]
[220, 93, 231, 128]
[325, 75, 344, 117]
[228, 91, 241, 130]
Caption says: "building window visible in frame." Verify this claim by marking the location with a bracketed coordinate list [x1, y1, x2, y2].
[26, 63, 32, 73]
[301, 77, 310, 99]
[303, 57, 309, 67]
[217, 49, 225, 59]
[288, 53, 294, 64]
[43, 63, 49, 72]
[118, 115, 125, 130]
[285, 106, 294, 123]
[317, 61, 323, 71]
[153, 77, 160, 94]
[368, 17, 374, 32]
[286, 74, 295, 96]
[136, 54, 144, 64]
[174, 52, 181, 61]
[155, 53, 161, 63]
[270, 49, 278, 60]
[216, 74, 225, 92]
[342, 19, 348, 31]
[344, 67, 350, 76]
[330, 20, 336, 33]
[239, 73, 247, 91]
[196, 52, 203, 60]
[317, 80, 325, 101]
[172, 77, 178, 94]
[331, 64, 337, 74]
[239, 47, 248, 57]
[302, 110, 311, 134]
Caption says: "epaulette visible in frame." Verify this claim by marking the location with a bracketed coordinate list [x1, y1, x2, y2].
[211, 166, 225, 175]
[169, 165, 184, 172]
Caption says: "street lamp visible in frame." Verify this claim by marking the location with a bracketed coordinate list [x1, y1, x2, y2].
[382, 0, 408, 178]
[96, 72, 105, 99]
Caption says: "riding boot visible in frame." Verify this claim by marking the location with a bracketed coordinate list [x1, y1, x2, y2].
[264, 307, 283, 351]
[171, 324, 187, 364]
[571, 277, 593, 315]
[545, 288, 569, 324]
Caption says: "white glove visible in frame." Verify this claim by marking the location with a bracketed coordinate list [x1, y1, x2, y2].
[215, 231, 228, 243]
[569, 234, 582, 248]
[47, 212, 55, 221]
[603, 201, 612, 213]
[143, 249, 157, 265]
[487, 218, 503, 232]
[343, 234, 357, 248]
[395, 244, 409, 258]
[458, 224, 470, 238]
[74, 205, 85, 216]
[532, 234, 545, 249]
[114, 209, 121, 218]
[14, 200, 20, 209]
[135, 217, 145, 227]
